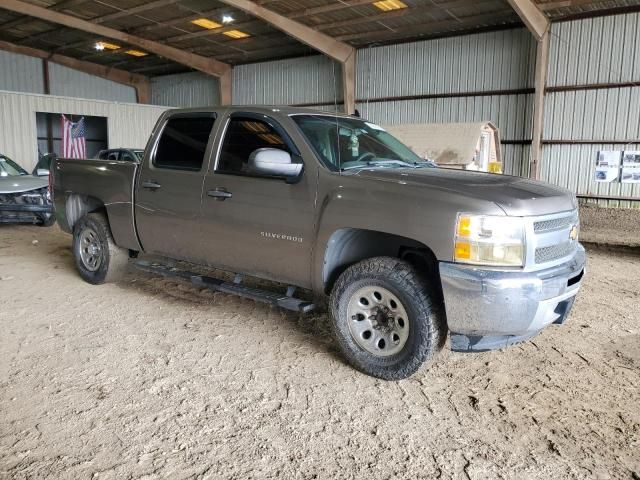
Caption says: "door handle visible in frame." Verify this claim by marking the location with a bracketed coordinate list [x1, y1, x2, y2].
[207, 188, 232, 201]
[142, 180, 162, 190]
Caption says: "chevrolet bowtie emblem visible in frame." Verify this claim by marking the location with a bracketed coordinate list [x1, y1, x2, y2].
[569, 225, 579, 241]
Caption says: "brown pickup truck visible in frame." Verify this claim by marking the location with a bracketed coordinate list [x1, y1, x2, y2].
[52, 106, 585, 379]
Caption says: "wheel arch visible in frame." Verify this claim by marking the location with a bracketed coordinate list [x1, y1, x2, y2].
[322, 228, 441, 295]
[65, 193, 106, 232]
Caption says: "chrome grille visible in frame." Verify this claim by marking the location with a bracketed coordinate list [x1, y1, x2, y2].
[527, 209, 580, 269]
[534, 213, 577, 233]
[535, 241, 575, 264]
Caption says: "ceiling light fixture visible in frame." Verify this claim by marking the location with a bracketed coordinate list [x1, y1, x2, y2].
[372, 0, 408, 11]
[125, 49, 148, 57]
[222, 14, 234, 23]
[192, 18, 222, 29]
[223, 29, 250, 39]
[95, 41, 120, 50]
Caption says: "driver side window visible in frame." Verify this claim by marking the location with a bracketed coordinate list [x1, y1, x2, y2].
[216, 118, 290, 175]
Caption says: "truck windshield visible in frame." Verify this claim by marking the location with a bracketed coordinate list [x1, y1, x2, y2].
[0, 156, 28, 177]
[292, 115, 430, 171]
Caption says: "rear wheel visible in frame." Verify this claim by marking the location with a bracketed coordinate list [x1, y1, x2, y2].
[72, 213, 128, 284]
[330, 256, 445, 380]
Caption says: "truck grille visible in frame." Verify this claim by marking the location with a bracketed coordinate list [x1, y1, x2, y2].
[535, 241, 575, 264]
[534, 212, 578, 233]
[528, 209, 579, 268]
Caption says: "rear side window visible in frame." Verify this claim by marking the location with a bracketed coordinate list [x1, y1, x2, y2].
[154, 115, 215, 171]
[217, 118, 290, 174]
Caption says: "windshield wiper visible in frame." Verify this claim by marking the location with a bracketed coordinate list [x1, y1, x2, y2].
[341, 158, 426, 171]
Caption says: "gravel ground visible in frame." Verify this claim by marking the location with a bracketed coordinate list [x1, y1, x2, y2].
[0, 225, 638, 480]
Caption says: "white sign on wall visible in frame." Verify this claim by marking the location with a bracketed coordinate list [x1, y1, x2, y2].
[621, 151, 640, 184]
[595, 150, 621, 183]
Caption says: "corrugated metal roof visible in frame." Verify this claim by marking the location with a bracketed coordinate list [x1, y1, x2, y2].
[0, 0, 637, 76]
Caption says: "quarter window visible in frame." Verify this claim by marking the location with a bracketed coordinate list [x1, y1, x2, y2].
[154, 115, 215, 171]
[216, 118, 291, 174]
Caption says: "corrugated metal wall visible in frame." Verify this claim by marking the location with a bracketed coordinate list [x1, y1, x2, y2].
[355, 28, 536, 97]
[48, 62, 137, 103]
[233, 55, 342, 106]
[0, 50, 45, 94]
[151, 72, 220, 107]
[0, 90, 168, 171]
[543, 12, 640, 206]
[0, 50, 138, 103]
[355, 28, 536, 176]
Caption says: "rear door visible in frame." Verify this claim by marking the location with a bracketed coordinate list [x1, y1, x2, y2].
[198, 112, 317, 288]
[135, 112, 217, 261]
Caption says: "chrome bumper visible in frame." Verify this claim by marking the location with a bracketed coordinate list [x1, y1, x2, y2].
[439, 244, 586, 352]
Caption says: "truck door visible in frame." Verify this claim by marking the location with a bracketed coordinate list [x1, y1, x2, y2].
[135, 112, 217, 261]
[198, 112, 316, 288]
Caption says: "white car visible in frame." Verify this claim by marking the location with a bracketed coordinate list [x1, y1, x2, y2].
[0, 154, 54, 226]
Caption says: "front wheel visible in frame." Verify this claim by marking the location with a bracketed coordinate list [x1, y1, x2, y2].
[72, 213, 129, 284]
[330, 257, 446, 380]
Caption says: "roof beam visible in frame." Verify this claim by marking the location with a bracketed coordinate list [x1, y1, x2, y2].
[0, 39, 151, 102]
[506, 0, 550, 40]
[217, 0, 354, 63]
[0, 0, 90, 30]
[0, 0, 231, 78]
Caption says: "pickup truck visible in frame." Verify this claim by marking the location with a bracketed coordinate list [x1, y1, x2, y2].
[52, 106, 585, 380]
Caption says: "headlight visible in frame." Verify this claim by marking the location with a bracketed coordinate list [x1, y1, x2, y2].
[454, 213, 525, 267]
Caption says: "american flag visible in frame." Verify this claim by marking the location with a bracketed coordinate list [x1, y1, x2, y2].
[61, 115, 87, 158]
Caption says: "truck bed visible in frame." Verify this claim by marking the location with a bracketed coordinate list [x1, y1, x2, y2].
[52, 157, 141, 251]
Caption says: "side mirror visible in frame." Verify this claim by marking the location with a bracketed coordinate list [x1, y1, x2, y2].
[36, 168, 50, 176]
[247, 148, 303, 180]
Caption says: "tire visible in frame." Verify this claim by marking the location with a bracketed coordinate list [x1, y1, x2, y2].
[38, 214, 56, 227]
[72, 212, 129, 284]
[330, 256, 446, 380]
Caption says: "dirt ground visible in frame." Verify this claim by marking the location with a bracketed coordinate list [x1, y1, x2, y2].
[579, 204, 640, 248]
[0, 225, 638, 480]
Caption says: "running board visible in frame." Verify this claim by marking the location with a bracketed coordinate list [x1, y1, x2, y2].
[135, 261, 316, 313]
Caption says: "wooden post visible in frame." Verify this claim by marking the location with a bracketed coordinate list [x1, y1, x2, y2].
[530, 30, 549, 179]
[42, 59, 55, 154]
[342, 52, 356, 114]
[220, 68, 233, 106]
[135, 81, 151, 104]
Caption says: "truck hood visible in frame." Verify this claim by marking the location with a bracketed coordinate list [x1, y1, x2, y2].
[350, 167, 576, 216]
[0, 175, 48, 194]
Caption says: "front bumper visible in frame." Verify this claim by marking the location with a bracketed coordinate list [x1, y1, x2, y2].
[439, 244, 586, 352]
[0, 204, 54, 223]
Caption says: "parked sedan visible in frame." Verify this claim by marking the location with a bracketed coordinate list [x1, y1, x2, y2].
[0, 154, 54, 226]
